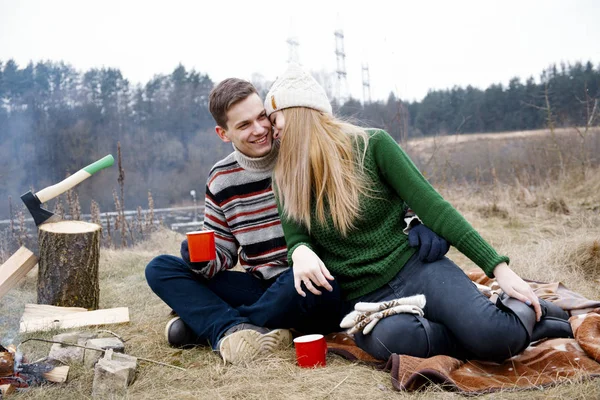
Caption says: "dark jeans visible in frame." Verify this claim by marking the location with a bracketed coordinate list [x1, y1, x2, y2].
[347, 255, 528, 362]
[145, 255, 343, 349]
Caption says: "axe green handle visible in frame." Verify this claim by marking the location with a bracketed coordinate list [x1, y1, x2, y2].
[83, 154, 115, 174]
[36, 155, 115, 204]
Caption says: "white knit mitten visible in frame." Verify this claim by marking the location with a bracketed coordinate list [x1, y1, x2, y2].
[340, 294, 426, 335]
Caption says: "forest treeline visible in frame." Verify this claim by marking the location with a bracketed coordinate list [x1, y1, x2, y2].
[1, 59, 598, 218]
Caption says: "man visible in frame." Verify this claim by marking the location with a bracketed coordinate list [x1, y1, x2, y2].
[145, 78, 449, 365]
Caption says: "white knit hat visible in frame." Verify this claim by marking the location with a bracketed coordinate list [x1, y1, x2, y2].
[264, 63, 332, 116]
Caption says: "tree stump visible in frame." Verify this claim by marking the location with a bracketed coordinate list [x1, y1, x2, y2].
[38, 221, 101, 310]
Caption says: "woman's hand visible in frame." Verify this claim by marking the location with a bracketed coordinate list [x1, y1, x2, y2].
[493, 262, 542, 321]
[291, 245, 334, 297]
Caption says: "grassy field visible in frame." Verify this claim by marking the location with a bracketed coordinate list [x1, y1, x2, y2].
[2, 128, 600, 399]
[405, 126, 600, 187]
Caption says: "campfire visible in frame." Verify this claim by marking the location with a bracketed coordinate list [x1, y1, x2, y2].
[0, 343, 67, 396]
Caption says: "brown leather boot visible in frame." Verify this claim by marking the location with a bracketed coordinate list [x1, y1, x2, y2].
[531, 298, 573, 342]
[496, 294, 573, 344]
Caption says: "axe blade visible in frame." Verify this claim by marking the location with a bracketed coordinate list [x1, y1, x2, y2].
[20, 191, 61, 226]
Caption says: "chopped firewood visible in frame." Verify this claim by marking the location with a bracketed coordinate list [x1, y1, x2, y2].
[0, 247, 38, 299]
[0, 383, 16, 396]
[20, 338, 186, 371]
[0, 350, 71, 389]
[20, 307, 130, 333]
[42, 366, 69, 383]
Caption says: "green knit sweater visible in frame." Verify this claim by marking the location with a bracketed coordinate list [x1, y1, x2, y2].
[279, 129, 509, 300]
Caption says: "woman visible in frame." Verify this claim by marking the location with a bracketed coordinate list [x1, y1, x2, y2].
[265, 64, 572, 361]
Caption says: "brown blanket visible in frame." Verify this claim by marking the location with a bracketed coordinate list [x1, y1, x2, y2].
[326, 269, 600, 394]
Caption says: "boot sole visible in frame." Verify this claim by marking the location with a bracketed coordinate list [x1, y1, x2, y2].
[219, 329, 293, 364]
[165, 316, 182, 346]
[219, 330, 263, 364]
[258, 329, 293, 354]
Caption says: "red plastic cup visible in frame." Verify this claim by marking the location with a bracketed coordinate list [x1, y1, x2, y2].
[186, 230, 216, 262]
[293, 334, 327, 368]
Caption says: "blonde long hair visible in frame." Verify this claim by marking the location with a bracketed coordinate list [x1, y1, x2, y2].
[273, 107, 371, 236]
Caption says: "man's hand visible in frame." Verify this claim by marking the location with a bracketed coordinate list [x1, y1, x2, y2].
[180, 239, 209, 269]
[180, 238, 191, 264]
[408, 224, 450, 262]
[493, 262, 541, 321]
[291, 245, 334, 297]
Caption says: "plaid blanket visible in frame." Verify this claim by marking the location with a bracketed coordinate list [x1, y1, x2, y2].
[326, 269, 600, 394]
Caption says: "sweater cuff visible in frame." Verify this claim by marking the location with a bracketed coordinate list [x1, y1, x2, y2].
[456, 231, 510, 278]
[287, 242, 313, 266]
[188, 260, 211, 276]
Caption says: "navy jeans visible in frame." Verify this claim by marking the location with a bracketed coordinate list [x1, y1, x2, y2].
[145, 255, 343, 349]
[347, 255, 528, 362]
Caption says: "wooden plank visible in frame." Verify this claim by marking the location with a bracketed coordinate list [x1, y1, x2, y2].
[20, 304, 88, 324]
[20, 307, 130, 333]
[0, 246, 38, 299]
[43, 365, 69, 383]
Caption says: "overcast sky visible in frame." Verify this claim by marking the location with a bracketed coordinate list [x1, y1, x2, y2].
[1, 0, 599, 102]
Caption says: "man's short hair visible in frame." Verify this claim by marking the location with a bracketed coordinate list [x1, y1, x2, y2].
[209, 78, 258, 129]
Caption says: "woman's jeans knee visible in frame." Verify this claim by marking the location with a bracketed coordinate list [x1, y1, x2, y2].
[348, 255, 529, 361]
[354, 314, 430, 360]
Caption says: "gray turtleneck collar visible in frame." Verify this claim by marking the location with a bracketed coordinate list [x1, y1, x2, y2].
[233, 139, 280, 173]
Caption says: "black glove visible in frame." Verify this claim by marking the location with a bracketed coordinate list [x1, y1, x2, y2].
[180, 239, 209, 269]
[408, 223, 450, 263]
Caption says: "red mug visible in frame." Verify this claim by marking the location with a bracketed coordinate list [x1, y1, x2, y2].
[293, 334, 327, 368]
[186, 230, 216, 262]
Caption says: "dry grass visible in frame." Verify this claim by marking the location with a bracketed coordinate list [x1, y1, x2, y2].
[405, 127, 600, 187]
[3, 131, 600, 399]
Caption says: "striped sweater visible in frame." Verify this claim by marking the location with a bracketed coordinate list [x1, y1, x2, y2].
[194, 141, 289, 280]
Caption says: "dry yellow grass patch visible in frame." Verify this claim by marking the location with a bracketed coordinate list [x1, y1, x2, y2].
[3, 135, 600, 399]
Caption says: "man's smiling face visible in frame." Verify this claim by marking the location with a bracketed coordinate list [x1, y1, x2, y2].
[215, 93, 274, 158]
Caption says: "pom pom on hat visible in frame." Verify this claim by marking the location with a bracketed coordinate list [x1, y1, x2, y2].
[264, 63, 332, 116]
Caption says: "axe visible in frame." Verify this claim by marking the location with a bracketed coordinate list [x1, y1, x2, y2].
[21, 155, 115, 226]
